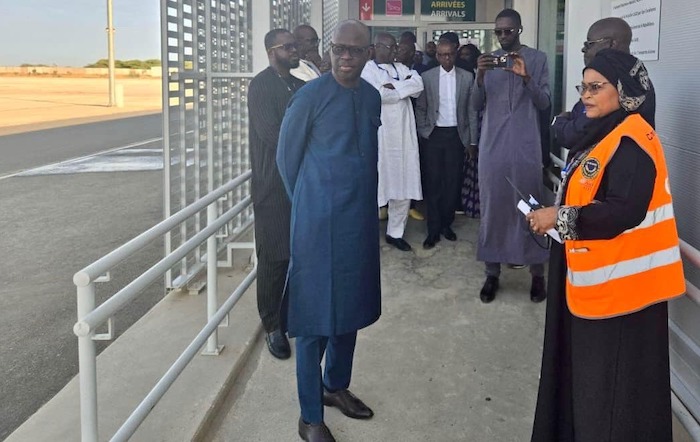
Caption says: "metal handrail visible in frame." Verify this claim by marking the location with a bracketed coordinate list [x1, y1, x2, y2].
[74, 196, 250, 337]
[73, 173, 254, 442]
[111, 268, 257, 442]
[74, 170, 251, 287]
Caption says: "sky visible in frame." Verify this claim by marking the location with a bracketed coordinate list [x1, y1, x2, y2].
[0, 0, 161, 67]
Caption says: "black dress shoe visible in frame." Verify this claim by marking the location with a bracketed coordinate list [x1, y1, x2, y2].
[385, 235, 412, 251]
[480, 276, 499, 303]
[265, 329, 291, 360]
[441, 227, 457, 241]
[422, 234, 440, 249]
[298, 417, 336, 442]
[530, 276, 547, 303]
[322, 388, 374, 419]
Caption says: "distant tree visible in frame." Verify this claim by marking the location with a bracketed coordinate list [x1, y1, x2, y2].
[20, 63, 49, 67]
[85, 58, 161, 69]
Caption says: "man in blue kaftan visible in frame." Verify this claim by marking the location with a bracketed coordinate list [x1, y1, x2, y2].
[277, 20, 381, 442]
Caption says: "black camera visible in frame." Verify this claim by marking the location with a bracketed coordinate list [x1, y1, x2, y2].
[493, 54, 512, 69]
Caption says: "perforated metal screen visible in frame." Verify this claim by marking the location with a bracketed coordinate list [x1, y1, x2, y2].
[271, 0, 311, 30]
[161, 0, 254, 288]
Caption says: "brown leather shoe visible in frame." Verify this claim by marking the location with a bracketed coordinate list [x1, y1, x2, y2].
[298, 417, 336, 442]
[322, 388, 374, 419]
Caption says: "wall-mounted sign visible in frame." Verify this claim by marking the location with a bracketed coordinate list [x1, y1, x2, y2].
[421, 0, 475, 21]
[386, 0, 403, 16]
[359, 0, 475, 22]
[360, 0, 373, 21]
[611, 0, 661, 61]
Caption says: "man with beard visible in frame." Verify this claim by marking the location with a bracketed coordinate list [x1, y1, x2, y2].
[291, 24, 322, 81]
[277, 20, 380, 442]
[247, 28, 304, 360]
[361, 32, 424, 251]
[472, 8, 550, 303]
[423, 40, 437, 67]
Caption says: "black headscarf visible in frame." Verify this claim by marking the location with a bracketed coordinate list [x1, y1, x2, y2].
[568, 49, 654, 157]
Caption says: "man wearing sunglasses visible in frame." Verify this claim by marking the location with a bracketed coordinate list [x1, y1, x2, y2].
[277, 20, 380, 442]
[472, 8, 551, 304]
[552, 17, 656, 149]
[291, 24, 322, 82]
[248, 29, 304, 360]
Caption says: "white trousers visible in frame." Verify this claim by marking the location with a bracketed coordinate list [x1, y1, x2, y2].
[386, 199, 411, 239]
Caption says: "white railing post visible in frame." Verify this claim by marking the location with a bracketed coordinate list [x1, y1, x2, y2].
[203, 202, 223, 355]
[77, 282, 98, 442]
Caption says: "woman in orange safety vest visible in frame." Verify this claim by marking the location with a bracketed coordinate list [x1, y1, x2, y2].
[527, 49, 685, 441]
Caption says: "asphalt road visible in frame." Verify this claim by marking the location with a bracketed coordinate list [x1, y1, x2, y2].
[0, 114, 166, 439]
[0, 113, 162, 178]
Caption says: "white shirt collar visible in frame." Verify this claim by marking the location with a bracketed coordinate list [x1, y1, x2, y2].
[440, 66, 455, 77]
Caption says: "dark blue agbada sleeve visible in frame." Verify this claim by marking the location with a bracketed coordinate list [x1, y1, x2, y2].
[276, 90, 315, 199]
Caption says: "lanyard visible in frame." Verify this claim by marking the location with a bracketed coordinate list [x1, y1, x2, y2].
[374, 61, 400, 80]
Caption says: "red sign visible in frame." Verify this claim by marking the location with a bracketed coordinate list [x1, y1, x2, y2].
[386, 0, 402, 16]
[360, 0, 373, 20]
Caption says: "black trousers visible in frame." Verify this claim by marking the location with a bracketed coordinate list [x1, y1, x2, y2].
[423, 127, 464, 236]
[256, 255, 288, 333]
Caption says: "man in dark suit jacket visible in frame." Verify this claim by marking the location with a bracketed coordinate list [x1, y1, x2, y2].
[415, 41, 479, 249]
[247, 28, 305, 360]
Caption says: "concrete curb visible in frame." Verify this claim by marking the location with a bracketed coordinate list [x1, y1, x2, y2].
[7, 250, 261, 442]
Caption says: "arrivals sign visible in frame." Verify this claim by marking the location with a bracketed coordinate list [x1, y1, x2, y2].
[611, 0, 661, 61]
[421, 0, 475, 21]
[359, 0, 475, 21]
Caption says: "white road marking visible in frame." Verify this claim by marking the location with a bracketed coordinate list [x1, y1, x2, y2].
[0, 137, 163, 181]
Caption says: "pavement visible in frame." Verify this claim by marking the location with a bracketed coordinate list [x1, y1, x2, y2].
[6, 208, 695, 441]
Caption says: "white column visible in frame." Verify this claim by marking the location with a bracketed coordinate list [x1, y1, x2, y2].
[310, 0, 323, 32]
[563, 0, 604, 110]
[339, 0, 360, 20]
[512, 0, 539, 48]
[252, 1, 271, 75]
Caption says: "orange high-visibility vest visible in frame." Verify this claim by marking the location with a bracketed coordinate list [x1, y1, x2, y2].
[564, 113, 685, 319]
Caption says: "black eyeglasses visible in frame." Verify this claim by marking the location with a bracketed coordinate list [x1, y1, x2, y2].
[494, 28, 519, 37]
[330, 42, 369, 57]
[582, 37, 611, 50]
[575, 81, 611, 96]
[302, 37, 320, 46]
[268, 42, 298, 52]
[375, 43, 398, 51]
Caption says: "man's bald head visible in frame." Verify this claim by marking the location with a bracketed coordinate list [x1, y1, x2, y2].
[583, 17, 632, 65]
[293, 24, 320, 59]
[333, 20, 371, 47]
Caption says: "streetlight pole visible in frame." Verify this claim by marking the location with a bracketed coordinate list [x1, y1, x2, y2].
[107, 0, 116, 107]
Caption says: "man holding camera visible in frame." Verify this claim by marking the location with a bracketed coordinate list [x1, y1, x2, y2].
[471, 8, 550, 303]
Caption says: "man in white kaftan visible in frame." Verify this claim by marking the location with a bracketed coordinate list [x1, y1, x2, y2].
[361, 32, 423, 251]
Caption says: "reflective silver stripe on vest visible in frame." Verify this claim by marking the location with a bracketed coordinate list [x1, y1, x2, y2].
[623, 203, 675, 234]
[568, 246, 681, 287]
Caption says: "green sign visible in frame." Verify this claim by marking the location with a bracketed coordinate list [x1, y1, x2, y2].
[421, 0, 476, 21]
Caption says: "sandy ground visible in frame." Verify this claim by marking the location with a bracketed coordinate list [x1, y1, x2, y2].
[0, 76, 162, 135]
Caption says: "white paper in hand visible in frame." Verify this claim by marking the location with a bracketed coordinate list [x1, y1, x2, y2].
[517, 199, 562, 244]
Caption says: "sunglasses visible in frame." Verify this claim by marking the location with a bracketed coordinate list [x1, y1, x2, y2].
[494, 28, 519, 37]
[575, 81, 611, 96]
[330, 42, 369, 57]
[268, 42, 298, 52]
[583, 37, 611, 50]
[375, 43, 398, 51]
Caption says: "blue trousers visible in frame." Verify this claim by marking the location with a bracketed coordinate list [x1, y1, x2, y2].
[295, 331, 357, 424]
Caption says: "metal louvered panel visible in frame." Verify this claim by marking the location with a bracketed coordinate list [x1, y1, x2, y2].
[271, 0, 312, 30]
[322, 0, 339, 52]
[162, 0, 253, 289]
